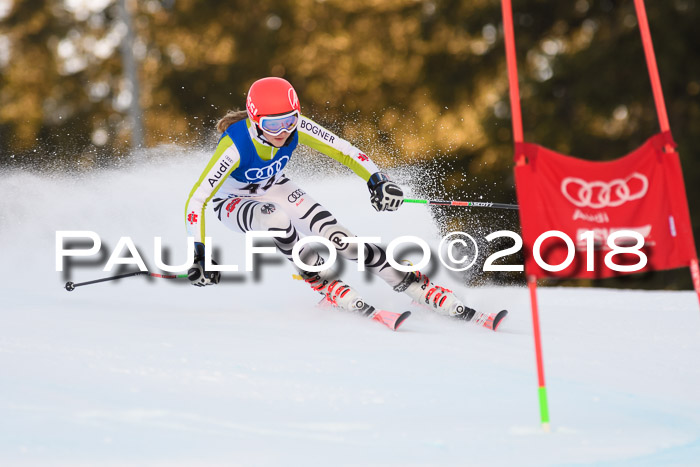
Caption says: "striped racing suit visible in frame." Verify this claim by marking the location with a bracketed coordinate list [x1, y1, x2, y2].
[184, 116, 408, 288]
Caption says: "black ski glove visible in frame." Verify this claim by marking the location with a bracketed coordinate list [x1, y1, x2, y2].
[188, 242, 221, 287]
[367, 172, 404, 212]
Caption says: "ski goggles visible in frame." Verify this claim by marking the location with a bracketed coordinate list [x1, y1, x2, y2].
[258, 111, 300, 136]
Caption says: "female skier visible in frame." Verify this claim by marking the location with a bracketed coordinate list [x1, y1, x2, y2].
[185, 77, 475, 323]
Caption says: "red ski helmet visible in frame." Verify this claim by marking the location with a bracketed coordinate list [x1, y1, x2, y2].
[245, 77, 300, 126]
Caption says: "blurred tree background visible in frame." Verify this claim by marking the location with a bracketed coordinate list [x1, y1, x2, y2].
[1, 0, 698, 288]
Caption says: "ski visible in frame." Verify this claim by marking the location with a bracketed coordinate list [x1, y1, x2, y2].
[359, 302, 412, 331]
[294, 274, 411, 331]
[471, 309, 509, 332]
[315, 296, 411, 331]
[411, 301, 508, 332]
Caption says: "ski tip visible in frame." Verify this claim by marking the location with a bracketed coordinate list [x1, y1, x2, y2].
[372, 310, 411, 331]
[393, 311, 411, 331]
[491, 310, 508, 331]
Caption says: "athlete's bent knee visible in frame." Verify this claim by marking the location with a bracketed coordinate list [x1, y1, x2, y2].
[326, 228, 359, 260]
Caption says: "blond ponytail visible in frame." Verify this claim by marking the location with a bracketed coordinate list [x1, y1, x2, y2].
[216, 110, 248, 133]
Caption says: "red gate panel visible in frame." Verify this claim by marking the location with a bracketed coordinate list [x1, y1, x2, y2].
[514, 131, 696, 279]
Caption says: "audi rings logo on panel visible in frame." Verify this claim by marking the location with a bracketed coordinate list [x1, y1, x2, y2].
[287, 189, 306, 203]
[561, 173, 649, 209]
[244, 156, 289, 181]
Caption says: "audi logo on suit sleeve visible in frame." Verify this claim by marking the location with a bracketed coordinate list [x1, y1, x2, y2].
[561, 173, 649, 209]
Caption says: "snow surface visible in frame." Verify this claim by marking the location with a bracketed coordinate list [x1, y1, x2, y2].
[1, 149, 700, 466]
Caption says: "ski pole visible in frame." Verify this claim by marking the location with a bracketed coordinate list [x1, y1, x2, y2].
[404, 198, 519, 210]
[64, 271, 188, 292]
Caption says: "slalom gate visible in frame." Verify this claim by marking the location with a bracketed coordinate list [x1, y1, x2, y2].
[500, 0, 700, 431]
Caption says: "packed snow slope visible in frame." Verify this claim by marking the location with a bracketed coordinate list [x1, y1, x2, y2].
[1, 148, 700, 467]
